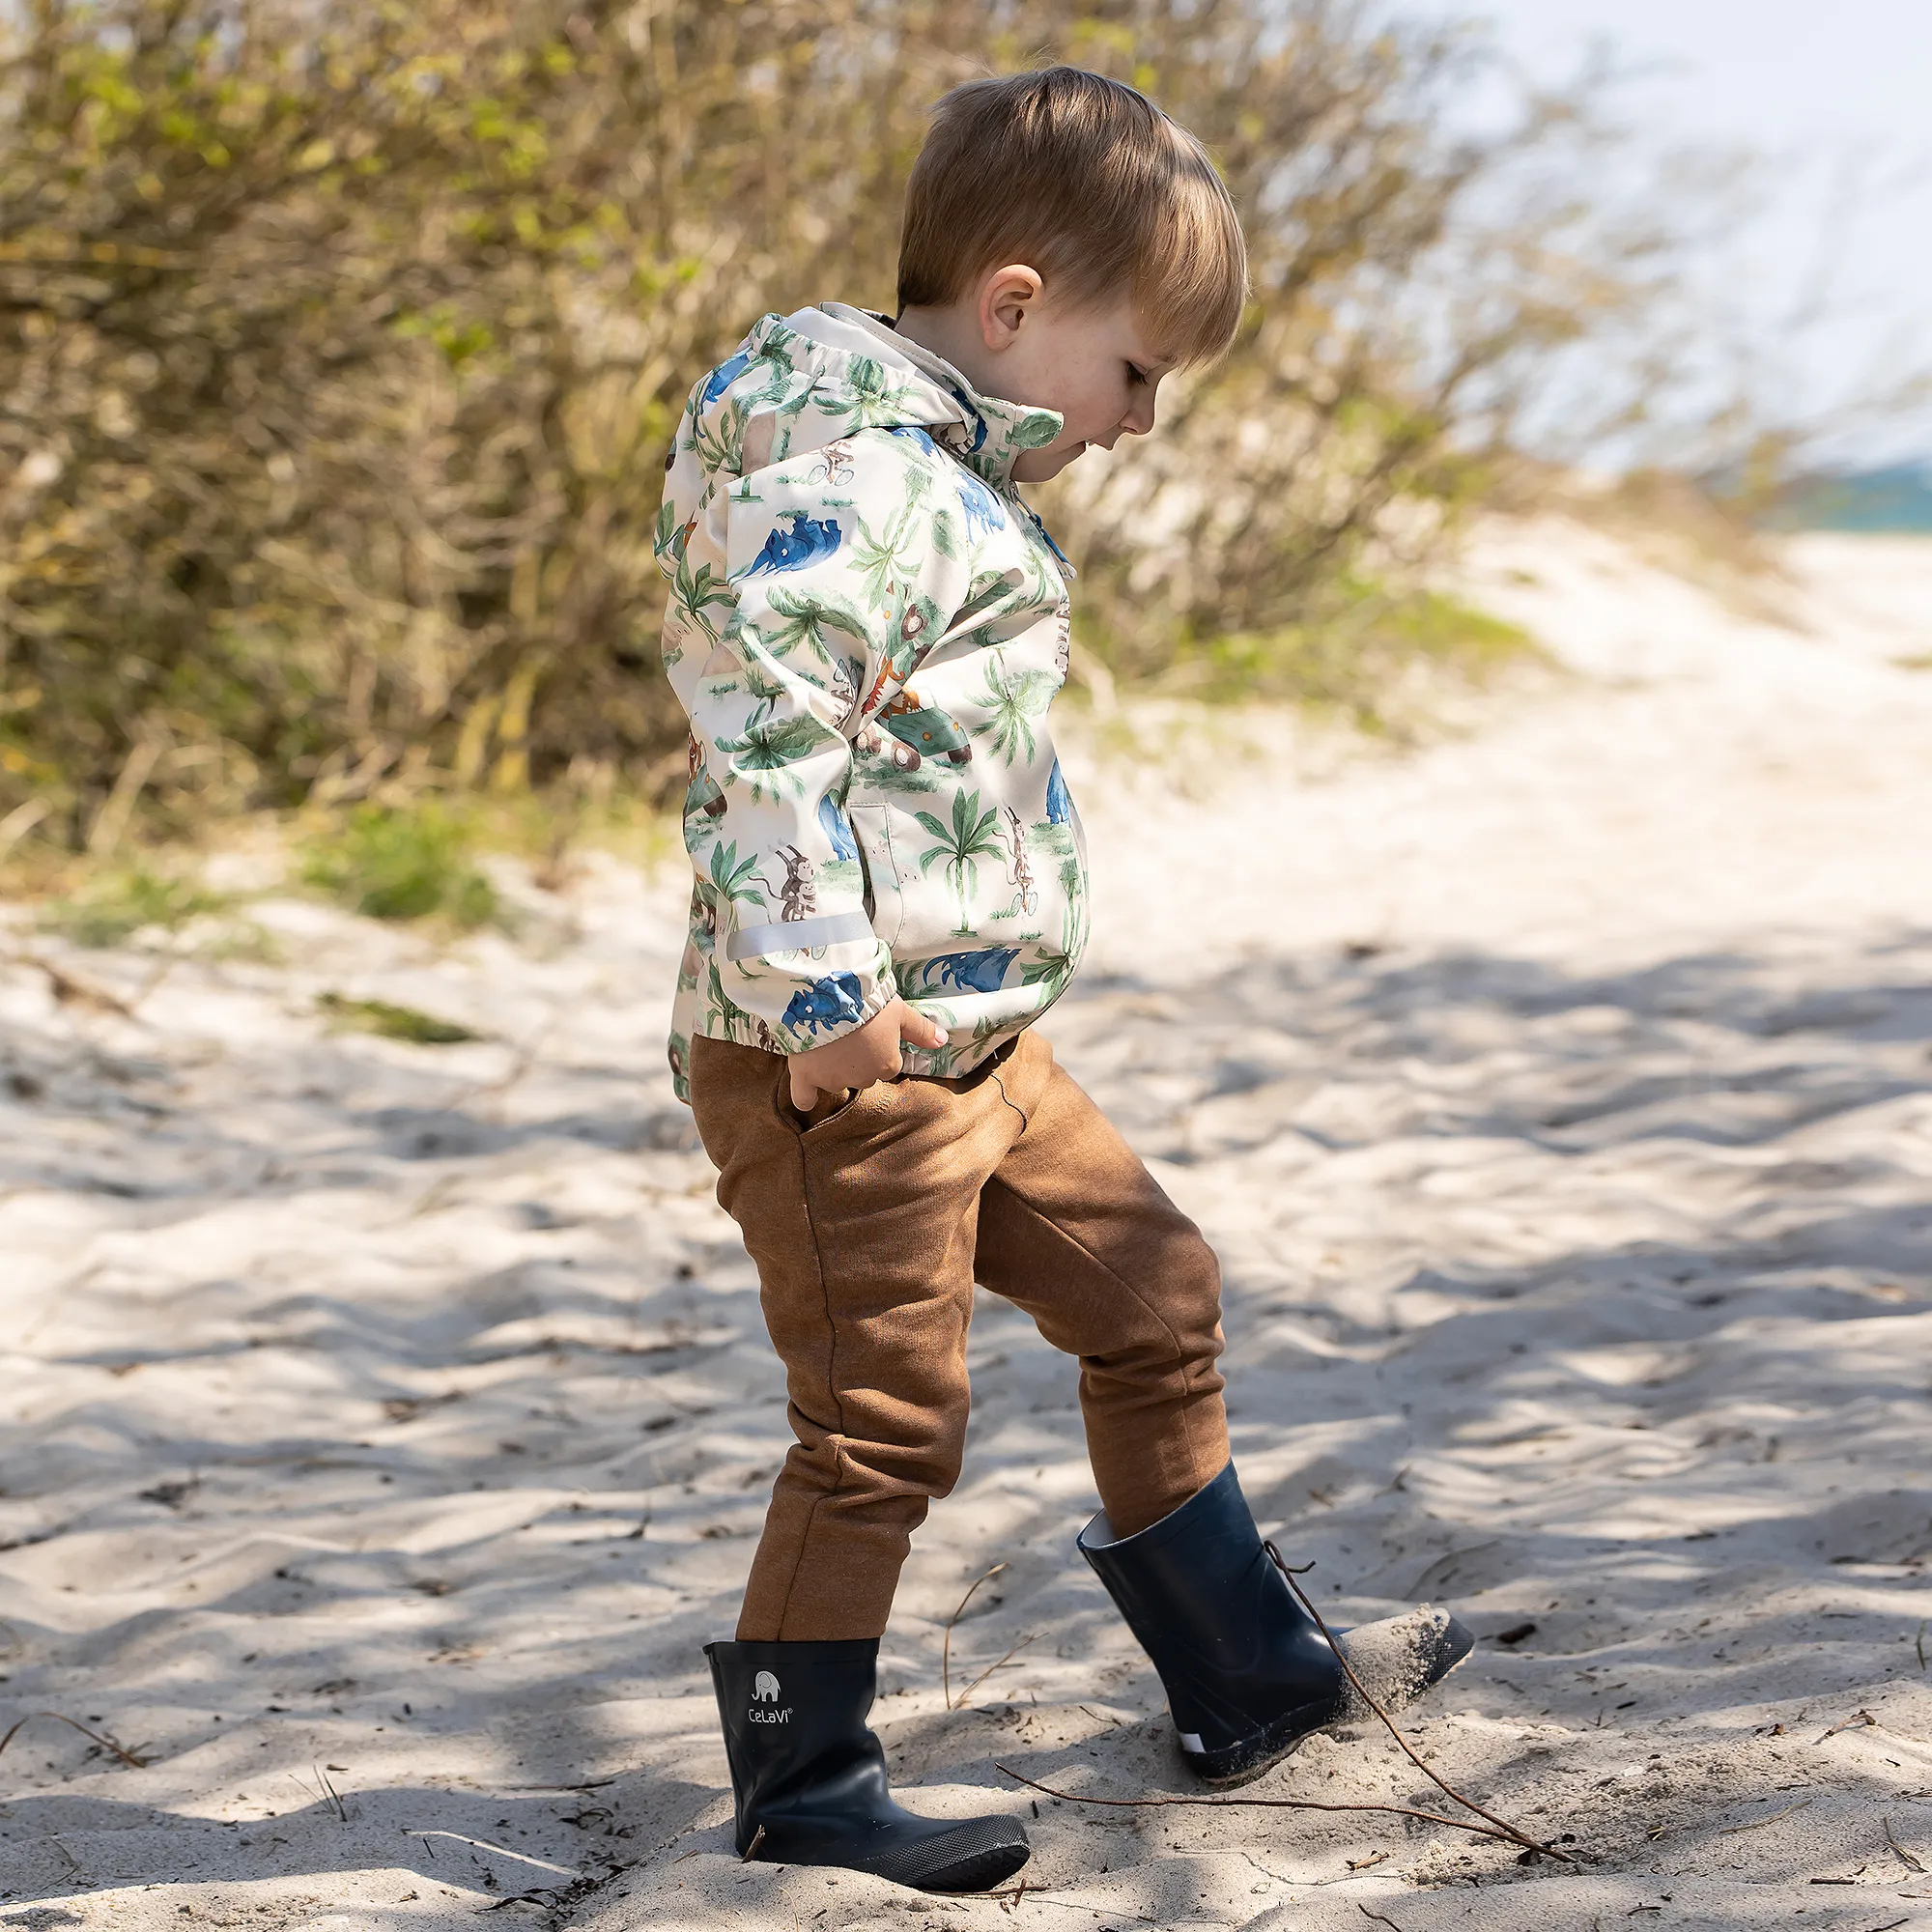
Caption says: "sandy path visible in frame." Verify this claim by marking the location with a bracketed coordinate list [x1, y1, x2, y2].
[3, 525, 1932, 1930]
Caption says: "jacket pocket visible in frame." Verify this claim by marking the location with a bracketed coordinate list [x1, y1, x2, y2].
[845, 799, 905, 951]
[867, 799, 977, 962]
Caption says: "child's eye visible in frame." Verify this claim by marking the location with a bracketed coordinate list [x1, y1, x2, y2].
[1126, 363, 1150, 386]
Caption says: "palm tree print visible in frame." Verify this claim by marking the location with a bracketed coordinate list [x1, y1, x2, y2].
[703, 838, 768, 913]
[713, 714, 836, 802]
[656, 500, 733, 661]
[656, 303, 1090, 1099]
[690, 396, 754, 477]
[850, 468, 935, 612]
[809, 354, 916, 435]
[850, 505, 919, 613]
[915, 789, 1006, 936]
[1019, 856, 1088, 998]
[972, 660, 1058, 763]
[759, 584, 869, 664]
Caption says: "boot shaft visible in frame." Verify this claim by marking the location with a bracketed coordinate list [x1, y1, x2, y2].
[706, 1637, 887, 1826]
[704, 1636, 1032, 1890]
[1079, 1462, 1306, 1676]
[1078, 1460, 1346, 1764]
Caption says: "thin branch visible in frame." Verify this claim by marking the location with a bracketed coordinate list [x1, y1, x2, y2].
[1886, 1815, 1927, 1873]
[942, 1560, 1008, 1711]
[994, 1762, 1525, 1850]
[1717, 1797, 1811, 1836]
[0, 1710, 150, 1769]
[1266, 1542, 1575, 1863]
[1817, 1708, 1876, 1742]
[954, 1632, 1039, 1710]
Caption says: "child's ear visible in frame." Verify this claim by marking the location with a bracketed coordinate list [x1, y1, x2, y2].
[980, 265, 1044, 352]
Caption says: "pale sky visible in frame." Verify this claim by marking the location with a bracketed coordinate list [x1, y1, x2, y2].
[1411, 0, 1932, 464]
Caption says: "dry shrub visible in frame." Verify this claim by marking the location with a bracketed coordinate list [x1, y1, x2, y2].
[0, 0, 1666, 859]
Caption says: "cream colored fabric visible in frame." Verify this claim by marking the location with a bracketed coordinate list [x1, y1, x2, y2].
[658, 304, 1087, 1100]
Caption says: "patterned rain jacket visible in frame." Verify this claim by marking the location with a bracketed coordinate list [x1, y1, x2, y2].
[655, 302, 1090, 1102]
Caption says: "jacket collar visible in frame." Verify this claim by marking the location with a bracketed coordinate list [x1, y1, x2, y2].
[807, 302, 1065, 489]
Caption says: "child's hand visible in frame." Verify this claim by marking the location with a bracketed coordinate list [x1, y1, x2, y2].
[788, 998, 947, 1111]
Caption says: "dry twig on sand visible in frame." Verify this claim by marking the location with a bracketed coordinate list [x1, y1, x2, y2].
[1886, 1815, 1927, 1873]
[954, 1632, 1040, 1709]
[994, 1761, 1533, 1851]
[1265, 1543, 1574, 1863]
[304, 1762, 348, 1823]
[0, 1710, 150, 1768]
[995, 1548, 1577, 1863]
[1817, 1708, 1876, 1741]
[943, 1560, 1009, 1710]
[1717, 1797, 1812, 1835]
[403, 1830, 582, 1878]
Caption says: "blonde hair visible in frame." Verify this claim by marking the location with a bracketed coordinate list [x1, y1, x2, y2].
[896, 67, 1248, 368]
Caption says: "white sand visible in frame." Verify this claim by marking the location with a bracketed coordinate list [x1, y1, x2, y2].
[4, 522, 1932, 1931]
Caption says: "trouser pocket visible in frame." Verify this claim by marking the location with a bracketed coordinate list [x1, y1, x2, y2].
[769, 1060, 876, 1137]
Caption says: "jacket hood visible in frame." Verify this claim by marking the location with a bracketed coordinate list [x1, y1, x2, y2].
[678, 301, 1064, 495]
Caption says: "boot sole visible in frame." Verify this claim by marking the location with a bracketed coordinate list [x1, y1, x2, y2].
[906, 1833, 1033, 1893]
[755, 1818, 1032, 1894]
[1183, 1692, 1345, 1787]
[1183, 1614, 1478, 1788]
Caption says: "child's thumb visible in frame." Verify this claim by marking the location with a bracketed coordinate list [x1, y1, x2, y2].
[899, 1007, 948, 1049]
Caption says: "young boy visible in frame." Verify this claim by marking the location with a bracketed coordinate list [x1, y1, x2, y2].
[656, 67, 1472, 1894]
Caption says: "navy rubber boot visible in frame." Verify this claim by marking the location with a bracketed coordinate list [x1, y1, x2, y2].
[1078, 1462, 1473, 1786]
[706, 1638, 1030, 1892]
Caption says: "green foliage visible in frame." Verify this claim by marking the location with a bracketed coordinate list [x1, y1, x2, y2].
[0, 0, 1661, 859]
[1135, 580, 1540, 728]
[316, 992, 479, 1043]
[914, 789, 1005, 935]
[298, 803, 498, 926]
[38, 864, 231, 947]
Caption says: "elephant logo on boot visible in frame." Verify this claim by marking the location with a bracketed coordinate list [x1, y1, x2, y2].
[749, 1669, 789, 1723]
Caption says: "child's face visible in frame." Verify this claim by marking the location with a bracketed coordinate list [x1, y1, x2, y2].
[1005, 288, 1167, 483]
[998, 290, 1176, 484]
[906, 265, 1175, 483]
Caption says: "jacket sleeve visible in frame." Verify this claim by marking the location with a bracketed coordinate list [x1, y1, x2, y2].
[670, 430, 969, 1054]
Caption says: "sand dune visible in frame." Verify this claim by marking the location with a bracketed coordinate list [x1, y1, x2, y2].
[4, 522, 1932, 1929]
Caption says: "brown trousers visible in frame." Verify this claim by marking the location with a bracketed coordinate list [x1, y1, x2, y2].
[688, 1029, 1229, 1641]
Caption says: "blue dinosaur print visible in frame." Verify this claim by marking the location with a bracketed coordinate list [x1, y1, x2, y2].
[817, 794, 860, 860]
[1045, 759, 1072, 825]
[656, 307, 1094, 1105]
[699, 350, 753, 410]
[781, 971, 868, 1036]
[957, 470, 1009, 542]
[746, 512, 842, 577]
[914, 947, 1020, 996]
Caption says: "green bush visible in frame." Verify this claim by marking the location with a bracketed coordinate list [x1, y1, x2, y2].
[1148, 581, 1540, 725]
[298, 803, 498, 927]
[38, 864, 230, 947]
[0, 0, 1663, 856]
